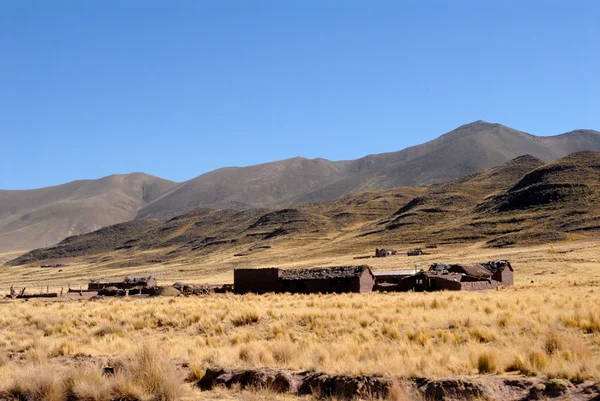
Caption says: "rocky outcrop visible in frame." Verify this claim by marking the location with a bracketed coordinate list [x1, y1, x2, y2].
[196, 367, 600, 400]
[198, 368, 393, 399]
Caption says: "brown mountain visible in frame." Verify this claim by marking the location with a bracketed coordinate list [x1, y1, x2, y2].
[0, 174, 176, 252]
[9, 151, 600, 267]
[137, 121, 600, 218]
[2, 121, 599, 253]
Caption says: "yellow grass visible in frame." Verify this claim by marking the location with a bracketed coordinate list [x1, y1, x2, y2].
[0, 240, 599, 400]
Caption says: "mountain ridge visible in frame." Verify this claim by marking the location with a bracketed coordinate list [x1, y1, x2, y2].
[0, 173, 177, 252]
[135, 121, 600, 219]
[1, 121, 599, 252]
[9, 151, 600, 267]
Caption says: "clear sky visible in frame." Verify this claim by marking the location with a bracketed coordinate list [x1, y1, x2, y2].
[1, 1, 598, 190]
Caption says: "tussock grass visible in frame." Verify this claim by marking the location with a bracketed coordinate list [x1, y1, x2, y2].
[476, 351, 498, 374]
[231, 311, 261, 327]
[0, 287, 599, 385]
[0, 344, 184, 401]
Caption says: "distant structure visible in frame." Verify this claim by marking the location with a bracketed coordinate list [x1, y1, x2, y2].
[88, 276, 158, 291]
[373, 260, 513, 291]
[375, 248, 397, 257]
[234, 266, 375, 294]
[425, 244, 438, 249]
[407, 249, 423, 256]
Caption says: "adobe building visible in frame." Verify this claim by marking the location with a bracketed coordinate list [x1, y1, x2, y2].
[375, 248, 397, 257]
[234, 265, 375, 294]
[407, 249, 424, 256]
[429, 260, 514, 286]
[373, 260, 514, 292]
[88, 276, 158, 291]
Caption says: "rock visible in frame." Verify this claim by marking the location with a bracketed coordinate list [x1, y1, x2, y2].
[197, 368, 391, 399]
[528, 383, 546, 400]
[544, 379, 573, 397]
[503, 378, 532, 389]
[299, 373, 391, 399]
[420, 379, 491, 401]
[273, 372, 302, 393]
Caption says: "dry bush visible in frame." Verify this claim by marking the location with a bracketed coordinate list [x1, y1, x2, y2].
[64, 365, 111, 401]
[111, 342, 185, 401]
[231, 311, 261, 327]
[185, 363, 206, 383]
[5, 365, 66, 401]
[544, 330, 564, 356]
[0, 343, 185, 401]
[505, 355, 532, 375]
[476, 351, 498, 374]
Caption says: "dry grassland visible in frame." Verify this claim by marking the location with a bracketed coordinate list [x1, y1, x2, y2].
[0, 240, 599, 400]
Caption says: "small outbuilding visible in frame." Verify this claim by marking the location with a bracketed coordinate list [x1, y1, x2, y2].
[88, 276, 157, 291]
[407, 249, 423, 256]
[375, 248, 397, 258]
[372, 260, 514, 292]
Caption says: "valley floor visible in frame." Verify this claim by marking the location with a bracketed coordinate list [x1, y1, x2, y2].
[0, 240, 600, 400]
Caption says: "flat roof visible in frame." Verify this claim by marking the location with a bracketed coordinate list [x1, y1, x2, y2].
[372, 269, 420, 276]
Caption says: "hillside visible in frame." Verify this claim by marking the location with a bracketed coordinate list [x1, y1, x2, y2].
[137, 121, 600, 218]
[2, 121, 599, 252]
[0, 174, 176, 252]
[9, 151, 600, 267]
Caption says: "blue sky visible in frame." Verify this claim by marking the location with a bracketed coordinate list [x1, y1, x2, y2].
[1, 1, 598, 190]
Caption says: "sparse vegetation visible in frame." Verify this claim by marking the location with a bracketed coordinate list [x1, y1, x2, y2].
[0, 284, 599, 388]
[1, 343, 184, 401]
[1, 223, 600, 400]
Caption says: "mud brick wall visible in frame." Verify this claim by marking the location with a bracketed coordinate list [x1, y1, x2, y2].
[492, 269, 513, 286]
[234, 268, 282, 294]
[459, 281, 500, 291]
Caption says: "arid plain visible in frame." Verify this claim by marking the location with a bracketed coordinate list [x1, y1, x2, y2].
[1, 238, 600, 400]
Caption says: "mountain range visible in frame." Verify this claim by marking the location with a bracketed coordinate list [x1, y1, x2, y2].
[9, 150, 600, 267]
[1, 120, 599, 253]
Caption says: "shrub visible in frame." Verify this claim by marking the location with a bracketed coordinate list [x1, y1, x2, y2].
[544, 331, 564, 355]
[505, 355, 530, 374]
[64, 365, 110, 401]
[6, 365, 66, 401]
[111, 342, 185, 401]
[231, 311, 261, 327]
[476, 352, 498, 374]
[529, 350, 549, 370]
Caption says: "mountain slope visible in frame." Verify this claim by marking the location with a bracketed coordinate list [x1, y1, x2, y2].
[0, 174, 177, 252]
[11, 152, 600, 267]
[137, 121, 600, 218]
[2, 121, 599, 253]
